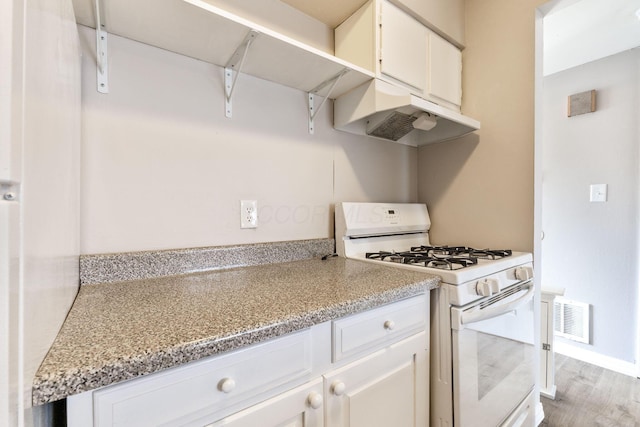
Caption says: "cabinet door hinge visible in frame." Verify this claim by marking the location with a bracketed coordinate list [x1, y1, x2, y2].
[542, 343, 551, 351]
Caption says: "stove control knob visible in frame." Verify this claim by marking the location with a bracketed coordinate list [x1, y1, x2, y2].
[476, 278, 500, 297]
[515, 266, 533, 281]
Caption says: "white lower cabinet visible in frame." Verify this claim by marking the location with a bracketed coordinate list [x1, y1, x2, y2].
[66, 294, 429, 427]
[207, 379, 324, 427]
[323, 333, 428, 427]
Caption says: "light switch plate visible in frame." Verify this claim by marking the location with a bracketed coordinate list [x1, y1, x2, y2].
[589, 184, 607, 202]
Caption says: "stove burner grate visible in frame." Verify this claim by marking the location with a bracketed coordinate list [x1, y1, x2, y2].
[409, 246, 512, 260]
[365, 251, 480, 270]
[365, 245, 513, 270]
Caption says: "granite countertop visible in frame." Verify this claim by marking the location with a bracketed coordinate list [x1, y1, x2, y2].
[32, 255, 439, 405]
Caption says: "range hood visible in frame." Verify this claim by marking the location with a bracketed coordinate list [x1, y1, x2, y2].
[333, 79, 480, 146]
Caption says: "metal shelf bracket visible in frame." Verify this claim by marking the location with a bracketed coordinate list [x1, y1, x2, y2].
[308, 68, 349, 134]
[95, 0, 108, 93]
[225, 30, 259, 118]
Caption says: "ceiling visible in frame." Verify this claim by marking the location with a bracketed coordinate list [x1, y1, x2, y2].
[543, 0, 640, 75]
[280, 0, 366, 27]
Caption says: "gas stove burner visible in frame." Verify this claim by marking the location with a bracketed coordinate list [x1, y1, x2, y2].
[365, 251, 479, 270]
[423, 256, 478, 270]
[410, 245, 512, 260]
[365, 251, 431, 264]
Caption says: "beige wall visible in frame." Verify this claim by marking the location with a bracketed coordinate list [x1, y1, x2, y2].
[417, 0, 546, 252]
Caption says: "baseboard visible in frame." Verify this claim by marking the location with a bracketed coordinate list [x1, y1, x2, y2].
[555, 341, 637, 377]
[540, 384, 556, 400]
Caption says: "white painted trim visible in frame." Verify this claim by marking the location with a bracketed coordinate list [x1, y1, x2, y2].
[540, 384, 556, 400]
[535, 401, 545, 426]
[533, 6, 544, 426]
[555, 341, 638, 378]
[636, 43, 640, 381]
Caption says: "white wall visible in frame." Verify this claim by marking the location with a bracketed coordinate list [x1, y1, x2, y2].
[1, 0, 81, 425]
[541, 48, 640, 365]
[543, 0, 640, 76]
[78, 25, 417, 254]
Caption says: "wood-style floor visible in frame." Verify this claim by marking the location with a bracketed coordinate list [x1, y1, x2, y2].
[540, 354, 640, 426]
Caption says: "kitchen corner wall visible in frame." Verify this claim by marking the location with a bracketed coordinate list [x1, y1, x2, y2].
[78, 26, 417, 255]
[417, 0, 546, 252]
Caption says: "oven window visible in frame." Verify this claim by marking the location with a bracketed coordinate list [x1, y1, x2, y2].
[452, 290, 535, 427]
[477, 333, 526, 400]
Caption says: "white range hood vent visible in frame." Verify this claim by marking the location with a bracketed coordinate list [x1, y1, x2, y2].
[334, 79, 480, 146]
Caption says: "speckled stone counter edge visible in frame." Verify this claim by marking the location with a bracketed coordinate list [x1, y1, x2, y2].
[80, 238, 335, 285]
[31, 283, 434, 406]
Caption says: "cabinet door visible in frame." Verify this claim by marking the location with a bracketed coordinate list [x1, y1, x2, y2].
[207, 379, 324, 427]
[323, 333, 427, 427]
[379, 0, 427, 91]
[427, 32, 462, 107]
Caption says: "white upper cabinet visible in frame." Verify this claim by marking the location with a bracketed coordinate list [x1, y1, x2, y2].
[427, 32, 462, 109]
[379, 1, 427, 92]
[391, 0, 465, 47]
[335, 0, 463, 110]
[336, 0, 426, 94]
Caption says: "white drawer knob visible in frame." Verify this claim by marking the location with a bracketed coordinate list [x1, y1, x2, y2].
[218, 378, 236, 393]
[383, 320, 395, 330]
[307, 392, 323, 409]
[331, 381, 346, 396]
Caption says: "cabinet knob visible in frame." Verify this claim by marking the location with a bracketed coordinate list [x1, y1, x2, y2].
[331, 381, 346, 396]
[218, 377, 236, 393]
[383, 320, 395, 330]
[307, 391, 323, 409]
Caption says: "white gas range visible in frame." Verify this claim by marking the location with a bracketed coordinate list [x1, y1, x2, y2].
[335, 202, 537, 427]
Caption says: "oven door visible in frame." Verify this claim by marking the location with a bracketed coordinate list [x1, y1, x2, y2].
[450, 282, 535, 427]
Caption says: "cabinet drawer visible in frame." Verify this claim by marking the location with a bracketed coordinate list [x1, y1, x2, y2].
[332, 295, 427, 361]
[206, 378, 324, 427]
[92, 330, 312, 427]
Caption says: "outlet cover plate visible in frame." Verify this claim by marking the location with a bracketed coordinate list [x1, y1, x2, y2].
[240, 200, 258, 228]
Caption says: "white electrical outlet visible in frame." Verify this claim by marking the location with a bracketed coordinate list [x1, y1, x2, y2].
[240, 200, 258, 228]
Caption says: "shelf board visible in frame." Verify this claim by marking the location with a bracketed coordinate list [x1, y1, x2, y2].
[72, 0, 374, 98]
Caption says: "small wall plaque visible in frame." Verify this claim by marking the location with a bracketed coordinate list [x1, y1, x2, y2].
[568, 90, 596, 117]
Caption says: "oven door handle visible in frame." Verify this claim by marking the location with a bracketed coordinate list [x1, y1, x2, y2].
[458, 283, 534, 327]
